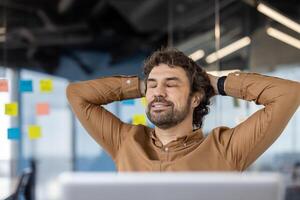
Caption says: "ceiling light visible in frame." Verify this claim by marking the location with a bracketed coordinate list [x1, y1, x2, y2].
[0, 27, 6, 35]
[267, 27, 300, 49]
[188, 49, 205, 61]
[257, 3, 300, 33]
[205, 37, 251, 63]
[0, 35, 6, 43]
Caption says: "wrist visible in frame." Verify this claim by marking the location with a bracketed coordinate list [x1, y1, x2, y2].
[217, 76, 227, 96]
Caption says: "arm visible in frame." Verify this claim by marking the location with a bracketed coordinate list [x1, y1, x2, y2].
[66, 76, 144, 159]
[211, 72, 300, 171]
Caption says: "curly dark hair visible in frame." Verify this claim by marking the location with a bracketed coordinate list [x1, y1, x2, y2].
[143, 48, 215, 129]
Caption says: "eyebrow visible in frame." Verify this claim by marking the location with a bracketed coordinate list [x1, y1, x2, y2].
[147, 77, 182, 83]
[166, 77, 182, 82]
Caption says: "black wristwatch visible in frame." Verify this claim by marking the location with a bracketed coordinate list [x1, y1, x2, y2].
[217, 76, 227, 96]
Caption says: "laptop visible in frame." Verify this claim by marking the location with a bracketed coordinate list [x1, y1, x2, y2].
[57, 172, 285, 200]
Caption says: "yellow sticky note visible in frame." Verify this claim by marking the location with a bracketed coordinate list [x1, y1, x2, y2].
[132, 114, 147, 125]
[5, 103, 18, 116]
[40, 79, 53, 92]
[28, 125, 42, 140]
[140, 97, 147, 107]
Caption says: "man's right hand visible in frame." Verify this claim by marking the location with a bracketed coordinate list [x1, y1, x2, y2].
[207, 73, 219, 96]
[139, 79, 146, 96]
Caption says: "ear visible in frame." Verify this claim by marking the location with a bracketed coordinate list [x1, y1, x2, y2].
[191, 92, 203, 108]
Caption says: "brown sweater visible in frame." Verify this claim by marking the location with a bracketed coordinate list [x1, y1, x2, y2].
[66, 72, 300, 172]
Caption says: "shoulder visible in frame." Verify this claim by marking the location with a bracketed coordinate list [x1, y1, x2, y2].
[206, 126, 233, 144]
[122, 124, 153, 140]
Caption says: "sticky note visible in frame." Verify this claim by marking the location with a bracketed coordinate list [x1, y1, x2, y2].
[40, 79, 53, 92]
[19, 80, 33, 92]
[8, 128, 21, 140]
[132, 114, 147, 125]
[5, 102, 18, 116]
[140, 97, 147, 107]
[36, 103, 50, 115]
[28, 125, 42, 139]
[122, 99, 135, 105]
[0, 79, 8, 92]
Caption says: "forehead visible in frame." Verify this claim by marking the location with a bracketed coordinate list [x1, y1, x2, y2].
[148, 63, 189, 82]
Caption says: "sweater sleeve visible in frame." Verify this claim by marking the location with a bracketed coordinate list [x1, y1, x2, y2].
[213, 72, 300, 171]
[66, 75, 142, 160]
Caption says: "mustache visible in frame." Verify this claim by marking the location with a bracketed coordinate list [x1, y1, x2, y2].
[149, 96, 173, 107]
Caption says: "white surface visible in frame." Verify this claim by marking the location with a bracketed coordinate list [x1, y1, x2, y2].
[57, 172, 285, 200]
[0, 177, 16, 199]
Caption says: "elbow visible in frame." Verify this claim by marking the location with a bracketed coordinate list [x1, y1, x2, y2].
[66, 82, 77, 102]
[292, 83, 300, 103]
[287, 82, 300, 105]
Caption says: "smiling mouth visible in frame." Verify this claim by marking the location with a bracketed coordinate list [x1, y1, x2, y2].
[151, 103, 172, 111]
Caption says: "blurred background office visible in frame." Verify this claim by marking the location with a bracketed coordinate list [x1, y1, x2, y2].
[0, 0, 299, 199]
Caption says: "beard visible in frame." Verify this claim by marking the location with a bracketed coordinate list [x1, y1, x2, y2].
[146, 95, 192, 129]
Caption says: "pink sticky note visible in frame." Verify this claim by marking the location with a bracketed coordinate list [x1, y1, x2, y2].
[0, 79, 8, 92]
[36, 103, 50, 115]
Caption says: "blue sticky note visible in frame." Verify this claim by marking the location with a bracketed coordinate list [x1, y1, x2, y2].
[19, 80, 33, 92]
[8, 128, 21, 140]
[122, 99, 135, 105]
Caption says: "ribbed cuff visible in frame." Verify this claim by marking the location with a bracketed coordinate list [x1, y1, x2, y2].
[120, 76, 142, 99]
[224, 72, 247, 99]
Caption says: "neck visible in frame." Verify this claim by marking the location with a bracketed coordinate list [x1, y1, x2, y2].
[154, 114, 194, 146]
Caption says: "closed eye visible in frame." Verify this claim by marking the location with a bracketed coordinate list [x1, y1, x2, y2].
[147, 83, 157, 88]
[166, 80, 179, 87]
[166, 84, 177, 87]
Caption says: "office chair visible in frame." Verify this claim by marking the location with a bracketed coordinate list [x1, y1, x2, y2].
[4, 168, 33, 200]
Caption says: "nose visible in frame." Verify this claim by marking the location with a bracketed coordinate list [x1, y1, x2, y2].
[153, 85, 167, 98]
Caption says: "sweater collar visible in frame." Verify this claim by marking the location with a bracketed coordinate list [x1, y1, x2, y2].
[150, 128, 204, 148]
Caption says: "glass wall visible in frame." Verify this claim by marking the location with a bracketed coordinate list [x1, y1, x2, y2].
[20, 69, 72, 200]
[0, 67, 17, 199]
[0, 0, 299, 199]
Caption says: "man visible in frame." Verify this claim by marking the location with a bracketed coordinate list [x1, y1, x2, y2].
[66, 48, 300, 172]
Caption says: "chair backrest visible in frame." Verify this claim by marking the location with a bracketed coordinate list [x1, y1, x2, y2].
[12, 168, 33, 200]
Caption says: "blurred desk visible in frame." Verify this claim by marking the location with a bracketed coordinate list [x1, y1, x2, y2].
[286, 185, 300, 200]
[0, 178, 17, 199]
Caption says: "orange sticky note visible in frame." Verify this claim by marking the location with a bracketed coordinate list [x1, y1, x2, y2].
[0, 79, 8, 92]
[40, 79, 53, 92]
[28, 125, 42, 139]
[36, 103, 50, 115]
[132, 114, 147, 125]
[5, 102, 18, 116]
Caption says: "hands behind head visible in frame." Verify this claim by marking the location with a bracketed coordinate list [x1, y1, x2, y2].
[206, 72, 219, 96]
